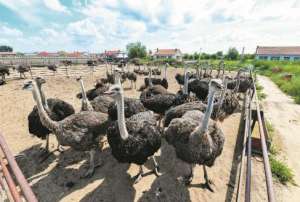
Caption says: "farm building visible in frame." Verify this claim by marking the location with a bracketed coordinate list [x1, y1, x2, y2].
[153, 48, 182, 61]
[0, 52, 17, 57]
[103, 50, 128, 61]
[255, 46, 300, 61]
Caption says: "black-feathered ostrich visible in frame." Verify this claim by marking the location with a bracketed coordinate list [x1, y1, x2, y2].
[227, 68, 253, 93]
[47, 64, 58, 76]
[125, 71, 137, 89]
[24, 80, 108, 177]
[14, 64, 32, 79]
[139, 65, 168, 91]
[0, 65, 10, 80]
[164, 78, 240, 127]
[165, 79, 225, 192]
[108, 69, 145, 120]
[76, 80, 109, 101]
[105, 83, 162, 183]
[27, 77, 75, 156]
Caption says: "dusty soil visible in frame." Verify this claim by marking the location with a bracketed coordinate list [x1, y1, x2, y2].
[258, 76, 300, 202]
[0, 65, 268, 201]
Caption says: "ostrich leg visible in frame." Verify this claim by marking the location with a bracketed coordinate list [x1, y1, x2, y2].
[82, 148, 97, 178]
[132, 165, 144, 184]
[203, 165, 214, 192]
[151, 156, 161, 176]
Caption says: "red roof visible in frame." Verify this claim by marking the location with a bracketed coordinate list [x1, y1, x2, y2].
[38, 51, 49, 57]
[67, 51, 82, 57]
[154, 49, 181, 56]
[104, 50, 121, 56]
[256, 46, 300, 56]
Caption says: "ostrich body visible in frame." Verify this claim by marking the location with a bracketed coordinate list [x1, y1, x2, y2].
[0, 65, 10, 80]
[24, 80, 108, 177]
[47, 65, 58, 75]
[165, 79, 225, 191]
[125, 72, 137, 89]
[15, 64, 32, 79]
[106, 84, 162, 183]
[28, 78, 75, 153]
[76, 81, 109, 101]
[140, 64, 169, 90]
[108, 97, 145, 121]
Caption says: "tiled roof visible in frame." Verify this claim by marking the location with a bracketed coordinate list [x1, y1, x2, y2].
[256, 46, 300, 56]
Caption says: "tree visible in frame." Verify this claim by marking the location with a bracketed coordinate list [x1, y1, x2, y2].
[183, 53, 189, 60]
[216, 51, 223, 58]
[0, 45, 13, 52]
[226, 47, 239, 60]
[126, 42, 147, 59]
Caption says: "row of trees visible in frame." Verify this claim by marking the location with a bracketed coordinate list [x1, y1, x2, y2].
[126, 42, 253, 61]
[183, 48, 254, 61]
[0, 45, 13, 52]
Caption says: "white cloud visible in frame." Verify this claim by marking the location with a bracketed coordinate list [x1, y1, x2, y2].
[43, 0, 69, 13]
[1, 0, 300, 53]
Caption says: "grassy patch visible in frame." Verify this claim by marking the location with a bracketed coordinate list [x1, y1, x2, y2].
[270, 156, 295, 185]
[256, 82, 267, 100]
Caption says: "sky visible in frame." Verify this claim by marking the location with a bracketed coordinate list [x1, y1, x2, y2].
[0, 0, 300, 53]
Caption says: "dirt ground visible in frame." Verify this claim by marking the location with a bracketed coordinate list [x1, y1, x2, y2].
[258, 76, 300, 202]
[0, 66, 272, 201]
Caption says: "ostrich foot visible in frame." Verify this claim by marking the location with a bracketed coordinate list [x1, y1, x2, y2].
[204, 179, 214, 192]
[132, 165, 144, 184]
[203, 165, 214, 192]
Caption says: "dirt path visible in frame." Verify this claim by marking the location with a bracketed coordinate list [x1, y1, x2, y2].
[258, 76, 300, 201]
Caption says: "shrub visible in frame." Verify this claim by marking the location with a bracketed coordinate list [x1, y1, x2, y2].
[270, 156, 295, 184]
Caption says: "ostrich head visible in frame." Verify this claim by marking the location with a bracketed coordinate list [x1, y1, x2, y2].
[76, 76, 82, 82]
[35, 77, 46, 85]
[22, 80, 34, 91]
[209, 79, 224, 92]
[104, 84, 123, 100]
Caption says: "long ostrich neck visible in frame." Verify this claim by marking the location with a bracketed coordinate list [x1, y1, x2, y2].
[183, 71, 189, 95]
[164, 65, 167, 79]
[198, 87, 216, 134]
[149, 68, 153, 87]
[116, 92, 129, 140]
[79, 79, 93, 111]
[31, 82, 59, 132]
[114, 72, 121, 84]
[37, 84, 49, 111]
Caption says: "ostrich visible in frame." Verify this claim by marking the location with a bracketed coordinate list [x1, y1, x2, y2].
[0, 65, 10, 80]
[0, 79, 5, 85]
[27, 77, 75, 155]
[108, 69, 145, 120]
[227, 69, 253, 93]
[76, 80, 109, 100]
[125, 71, 137, 89]
[105, 84, 162, 183]
[47, 64, 58, 76]
[165, 79, 225, 191]
[24, 80, 108, 177]
[139, 65, 168, 91]
[14, 64, 32, 79]
[76, 77, 94, 111]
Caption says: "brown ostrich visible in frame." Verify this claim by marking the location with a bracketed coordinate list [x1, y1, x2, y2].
[23, 80, 108, 177]
[165, 79, 225, 192]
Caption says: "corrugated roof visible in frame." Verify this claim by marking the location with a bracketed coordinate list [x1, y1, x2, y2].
[256, 46, 300, 56]
[154, 49, 181, 56]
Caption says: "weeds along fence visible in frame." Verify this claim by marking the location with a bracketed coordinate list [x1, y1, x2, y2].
[236, 70, 275, 202]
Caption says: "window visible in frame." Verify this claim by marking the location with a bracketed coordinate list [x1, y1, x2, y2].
[294, 57, 300, 61]
[259, 56, 268, 60]
[284, 56, 290, 61]
[271, 56, 280, 60]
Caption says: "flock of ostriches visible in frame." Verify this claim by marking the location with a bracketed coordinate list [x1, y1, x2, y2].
[21, 61, 252, 193]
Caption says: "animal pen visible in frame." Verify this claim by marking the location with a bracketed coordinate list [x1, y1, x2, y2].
[0, 66, 276, 202]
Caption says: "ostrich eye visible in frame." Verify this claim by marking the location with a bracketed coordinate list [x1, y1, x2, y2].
[115, 88, 120, 91]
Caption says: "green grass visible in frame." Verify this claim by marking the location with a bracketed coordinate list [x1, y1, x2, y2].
[199, 59, 300, 104]
[270, 156, 295, 185]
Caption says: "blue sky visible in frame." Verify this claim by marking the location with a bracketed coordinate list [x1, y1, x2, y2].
[0, 0, 300, 53]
